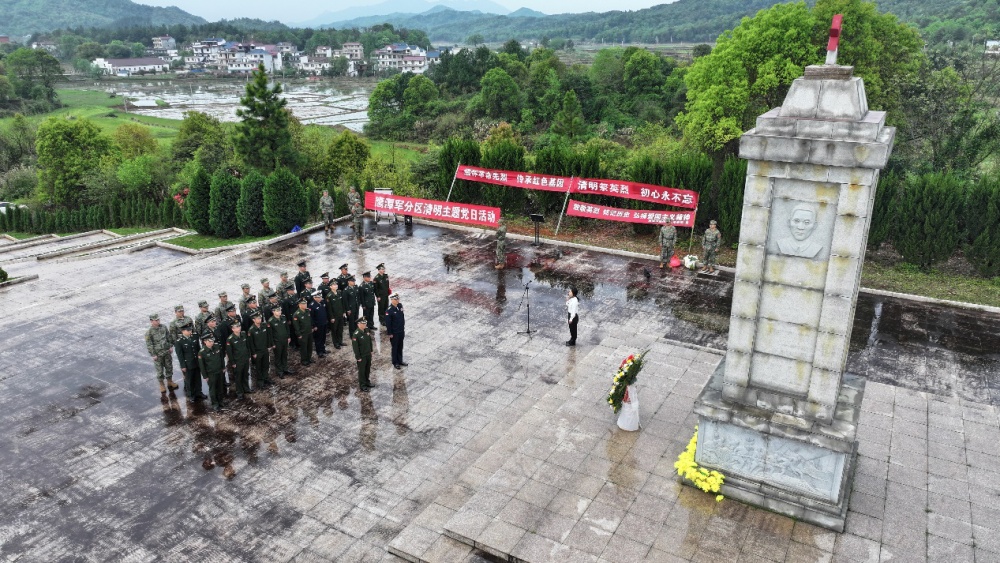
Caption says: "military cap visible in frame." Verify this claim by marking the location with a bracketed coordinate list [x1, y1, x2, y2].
[205, 314, 217, 323]
[180, 322, 193, 331]
[260, 278, 269, 284]
[174, 305, 185, 312]
[198, 300, 209, 308]
[390, 293, 400, 300]
[241, 283, 251, 289]
[297, 260, 307, 267]
[377, 263, 385, 270]
[246, 295, 256, 303]
[664, 217, 672, 224]
[230, 323, 241, 330]
[362, 271, 371, 278]
[320, 272, 329, 279]
[347, 275, 356, 282]
[280, 271, 289, 277]
[709, 219, 717, 225]
[285, 285, 296, 292]
[149, 313, 160, 321]
[357, 317, 368, 324]
[249, 311, 261, 319]
[201, 333, 215, 342]
[339, 263, 348, 270]
[268, 293, 279, 300]
[297, 298, 308, 304]
[303, 277, 313, 284]
[224, 303, 236, 311]
[218, 291, 228, 297]
[312, 290, 323, 297]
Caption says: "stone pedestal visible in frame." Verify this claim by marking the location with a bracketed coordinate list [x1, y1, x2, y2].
[693, 64, 894, 532]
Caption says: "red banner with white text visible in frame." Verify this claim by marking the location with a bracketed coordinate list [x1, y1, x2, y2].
[365, 192, 500, 227]
[454, 165, 699, 209]
[566, 199, 696, 227]
[456, 165, 571, 192]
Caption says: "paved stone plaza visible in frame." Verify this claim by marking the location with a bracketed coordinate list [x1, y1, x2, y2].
[1, 220, 999, 562]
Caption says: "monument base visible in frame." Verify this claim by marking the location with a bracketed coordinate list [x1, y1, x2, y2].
[692, 362, 865, 532]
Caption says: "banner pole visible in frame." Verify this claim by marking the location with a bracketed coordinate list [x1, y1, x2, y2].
[688, 206, 699, 254]
[445, 163, 461, 202]
[553, 177, 574, 237]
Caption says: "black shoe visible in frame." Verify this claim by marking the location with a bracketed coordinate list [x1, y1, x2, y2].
[565, 341, 576, 346]
[400, 362, 408, 366]
[246, 389, 256, 395]
[277, 374, 285, 379]
[195, 395, 207, 401]
[213, 405, 221, 412]
[236, 394, 244, 399]
[302, 361, 312, 366]
[285, 369, 295, 375]
[394, 365, 401, 370]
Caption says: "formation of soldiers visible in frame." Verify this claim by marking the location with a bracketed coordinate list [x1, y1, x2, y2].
[145, 259, 404, 412]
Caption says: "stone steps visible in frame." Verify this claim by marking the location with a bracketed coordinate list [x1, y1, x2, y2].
[35, 228, 188, 261]
[0, 231, 116, 263]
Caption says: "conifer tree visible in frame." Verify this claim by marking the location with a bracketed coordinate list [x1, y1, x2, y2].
[184, 166, 213, 234]
[263, 167, 308, 234]
[237, 169, 270, 236]
[209, 169, 241, 238]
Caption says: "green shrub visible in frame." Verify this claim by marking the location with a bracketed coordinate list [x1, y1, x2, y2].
[0, 267, 7, 283]
[893, 171, 966, 270]
[263, 167, 308, 234]
[209, 169, 241, 238]
[184, 166, 213, 235]
[237, 169, 270, 236]
[966, 176, 1000, 277]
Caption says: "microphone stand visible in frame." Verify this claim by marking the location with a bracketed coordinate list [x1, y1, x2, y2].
[516, 280, 535, 335]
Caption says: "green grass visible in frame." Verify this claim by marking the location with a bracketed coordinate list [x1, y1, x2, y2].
[369, 140, 428, 165]
[108, 227, 157, 236]
[168, 232, 276, 250]
[861, 261, 1000, 308]
[2, 232, 42, 239]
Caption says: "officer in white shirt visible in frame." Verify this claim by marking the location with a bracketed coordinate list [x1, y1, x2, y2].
[566, 286, 579, 346]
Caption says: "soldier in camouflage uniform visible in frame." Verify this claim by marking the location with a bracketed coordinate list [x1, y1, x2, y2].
[168, 305, 193, 342]
[351, 201, 365, 243]
[214, 292, 231, 323]
[248, 312, 273, 390]
[348, 186, 360, 211]
[145, 313, 178, 394]
[275, 271, 293, 296]
[374, 263, 390, 327]
[194, 300, 212, 337]
[268, 305, 292, 377]
[292, 298, 314, 366]
[359, 271, 376, 331]
[258, 278, 275, 306]
[174, 322, 204, 401]
[198, 332, 226, 412]
[658, 218, 677, 269]
[238, 283, 253, 317]
[226, 323, 251, 398]
[495, 218, 507, 269]
[320, 190, 336, 234]
[701, 219, 722, 274]
[351, 318, 373, 392]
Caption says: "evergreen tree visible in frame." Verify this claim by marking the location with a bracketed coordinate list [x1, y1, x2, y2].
[717, 157, 748, 240]
[263, 167, 308, 234]
[551, 90, 586, 140]
[172, 203, 185, 228]
[893, 172, 966, 270]
[209, 169, 242, 238]
[237, 169, 270, 236]
[159, 200, 171, 228]
[234, 65, 298, 172]
[185, 166, 213, 235]
[438, 137, 481, 202]
[869, 169, 901, 249]
[0, 208, 8, 232]
[966, 176, 1000, 277]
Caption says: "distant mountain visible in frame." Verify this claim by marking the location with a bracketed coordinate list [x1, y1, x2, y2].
[509, 7, 546, 18]
[295, 0, 510, 29]
[0, 0, 206, 36]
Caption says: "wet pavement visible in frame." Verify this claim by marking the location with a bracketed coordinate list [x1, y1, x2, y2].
[0, 220, 998, 562]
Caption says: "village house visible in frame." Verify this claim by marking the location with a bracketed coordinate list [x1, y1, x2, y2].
[152, 36, 176, 50]
[374, 43, 440, 74]
[31, 41, 58, 53]
[93, 57, 169, 75]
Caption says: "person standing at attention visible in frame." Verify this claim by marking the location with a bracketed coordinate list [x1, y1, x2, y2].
[566, 287, 579, 347]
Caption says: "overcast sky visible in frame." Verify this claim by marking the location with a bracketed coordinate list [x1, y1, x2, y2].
[142, 0, 674, 26]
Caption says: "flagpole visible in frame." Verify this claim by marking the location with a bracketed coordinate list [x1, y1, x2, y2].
[445, 163, 461, 202]
[688, 206, 699, 254]
[553, 177, 575, 237]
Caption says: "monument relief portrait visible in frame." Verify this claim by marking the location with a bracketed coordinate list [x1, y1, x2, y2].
[776, 203, 824, 258]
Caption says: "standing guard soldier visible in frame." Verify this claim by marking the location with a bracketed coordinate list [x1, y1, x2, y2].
[299, 277, 315, 302]
[194, 300, 212, 337]
[336, 263, 351, 292]
[268, 305, 293, 377]
[386, 293, 407, 369]
[174, 322, 205, 401]
[198, 333, 226, 412]
[238, 283, 254, 317]
[222, 305, 241, 386]
[275, 271, 293, 296]
[282, 285, 300, 349]
[309, 290, 329, 358]
[352, 318, 373, 392]
[351, 201, 365, 243]
[320, 189, 336, 234]
[348, 185, 360, 209]
[659, 218, 677, 269]
[360, 271, 376, 331]
[214, 291, 231, 323]
[344, 275, 360, 329]
[701, 219, 722, 274]
[258, 278, 275, 306]
[373, 263, 390, 327]
[248, 312, 273, 390]
[495, 218, 507, 269]
[168, 305, 193, 342]
[325, 282, 347, 349]
[318, 272, 333, 297]
[226, 323, 251, 399]
[146, 313, 178, 394]
[293, 298, 314, 366]
[294, 260, 311, 295]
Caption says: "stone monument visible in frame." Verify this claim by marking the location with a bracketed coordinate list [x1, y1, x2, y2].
[692, 15, 894, 531]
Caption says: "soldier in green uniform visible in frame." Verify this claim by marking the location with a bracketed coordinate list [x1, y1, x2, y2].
[298, 277, 315, 303]
[168, 305, 193, 342]
[320, 189, 336, 234]
[275, 271, 293, 296]
[242, 296, 260, 331]
[238, 283, 253, 317]
[198, 332, 226, 412]
[294, 260, 311, 295]
[348, 185, 360, 209]
[214, 291, 231, 323]
[702, 219, 722, 274]
[262, 293, 280, 319]
[351, 201, 365, 243]
[268, 305, 293, 377]
[205, 315, 226, 358]
[174, 322, 205, 401]
[226, 323, 252, 398]
[343, 275, 360, 329]
[336, 263, 351, 292]
[318, 272, 333, 297]
[221, 304, 241, 385]
[292, 298, 314, 366]
[373, 263, 390, 327]
[359, 271, 377, 331]
[495, 218, 507, 269]
[194, 300, 212, 337]
[351, 318, 373, 392]
[258, 277, 275, 306]
[145, 313, 178, 394]
[659, 218, 677, 269]
[247, 312, 273, 390]
[325, 281, 347, 349]
[282, 285, 300, 349]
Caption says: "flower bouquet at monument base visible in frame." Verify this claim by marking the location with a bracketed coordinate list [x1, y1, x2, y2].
[607, 350, 648, 413]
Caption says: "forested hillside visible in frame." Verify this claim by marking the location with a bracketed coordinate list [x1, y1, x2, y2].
[0, 0, 206, 36]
